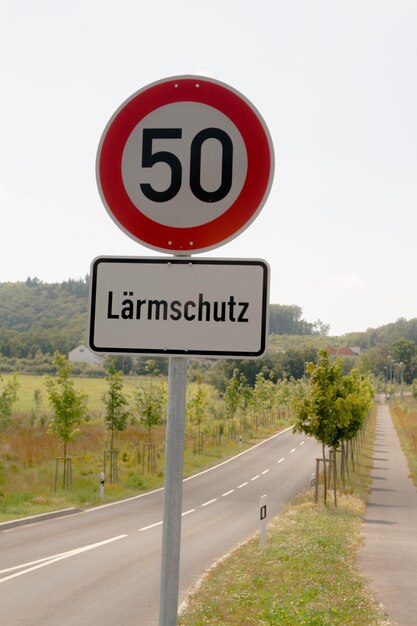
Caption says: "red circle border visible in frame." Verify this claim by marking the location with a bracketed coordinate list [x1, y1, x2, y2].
[97, 76, 274, 253]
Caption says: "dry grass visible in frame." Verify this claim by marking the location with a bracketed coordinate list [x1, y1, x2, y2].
[0, 373, 289, 520]
[390, 397, 417, 487]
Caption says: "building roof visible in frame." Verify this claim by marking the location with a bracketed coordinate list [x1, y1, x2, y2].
[327, 346, 360, 357]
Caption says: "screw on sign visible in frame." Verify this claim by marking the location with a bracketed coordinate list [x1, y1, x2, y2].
[96, 76, 274, 254]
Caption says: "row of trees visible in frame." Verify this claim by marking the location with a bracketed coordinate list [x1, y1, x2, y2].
[2, 350, 375, 500]
[269, 304, 329, 336]
[1, 353, 301, 488]
[292, 349, 374, 503]
[44, 355, 167, 487]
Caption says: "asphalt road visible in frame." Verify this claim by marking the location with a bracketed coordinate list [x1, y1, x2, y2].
[1, 427, 321, 625]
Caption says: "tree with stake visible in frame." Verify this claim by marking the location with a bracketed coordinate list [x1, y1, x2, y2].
[46, 353, 87, 490]
[292, 349, 345, 504]
[134, 361, 166, 472]
[135, 383, 166, 443]
[103, 359, 130, 483]
[224, 368, 249, 438]
[252, 372, 276, 427]
[336, 369, 374, 483]
[0, 372, 19, 429]
[187, 371, 208, 454]
[223, 368, 241, 421]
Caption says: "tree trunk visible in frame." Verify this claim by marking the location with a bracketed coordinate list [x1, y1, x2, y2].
[322, 441, 327, 505]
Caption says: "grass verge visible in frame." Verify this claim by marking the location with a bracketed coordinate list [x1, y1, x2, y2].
[179, 405, 392, 626]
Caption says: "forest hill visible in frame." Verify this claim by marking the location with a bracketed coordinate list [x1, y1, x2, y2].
[106, 291, 250, 323]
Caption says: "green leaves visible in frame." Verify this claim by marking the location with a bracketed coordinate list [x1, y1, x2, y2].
[292, 350, 373, 451]
[134, 378, 166, 444]
[45, 353, 87, 453]
[103, 360, 130, 445]
[0, 372, 19, 429]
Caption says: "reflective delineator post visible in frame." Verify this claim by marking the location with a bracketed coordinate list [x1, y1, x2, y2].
[159, 356, 188, 626]
[260, 494, 267, 546]
[99, 471, 105, 498]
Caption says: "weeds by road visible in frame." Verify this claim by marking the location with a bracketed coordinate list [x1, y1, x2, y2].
[179, 495, 391, 626]
[391, 397, 417, 488]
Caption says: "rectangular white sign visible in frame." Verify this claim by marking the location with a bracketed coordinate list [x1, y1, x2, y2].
[89, 257, 269, 358]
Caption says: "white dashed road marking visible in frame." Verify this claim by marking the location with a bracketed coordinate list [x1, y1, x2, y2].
[201, 499, 217, 507]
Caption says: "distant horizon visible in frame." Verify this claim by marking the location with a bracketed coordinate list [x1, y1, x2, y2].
[1, 274, 414, 338]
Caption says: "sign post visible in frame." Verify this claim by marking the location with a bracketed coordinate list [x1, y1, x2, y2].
[94, 75, 274, 626]
[159, 357, 187, 626]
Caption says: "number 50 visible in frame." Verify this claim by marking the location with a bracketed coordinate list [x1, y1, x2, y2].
[140, 128, 233, 203]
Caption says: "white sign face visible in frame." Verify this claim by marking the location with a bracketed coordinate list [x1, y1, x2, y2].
[121, 102, 248, 228]
[89, 257, 269, 358]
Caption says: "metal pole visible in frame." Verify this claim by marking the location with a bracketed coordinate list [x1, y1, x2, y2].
[159, 356, 188, 626]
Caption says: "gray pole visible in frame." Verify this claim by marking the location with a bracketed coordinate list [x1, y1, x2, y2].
[159, 356, 188, 626]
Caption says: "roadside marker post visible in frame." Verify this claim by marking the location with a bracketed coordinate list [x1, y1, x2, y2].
[93, 75, 274, 626]
[99, 472, 105, 498]
[260, 494, 267, 546]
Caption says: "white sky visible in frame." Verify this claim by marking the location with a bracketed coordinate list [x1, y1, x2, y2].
[1, 0, 416, 336]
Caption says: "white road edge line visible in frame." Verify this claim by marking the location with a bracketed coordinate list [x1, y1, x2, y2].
[0, 535, 127, 584]
[299, 441, 305, 445]
[85, 427, 294, 513]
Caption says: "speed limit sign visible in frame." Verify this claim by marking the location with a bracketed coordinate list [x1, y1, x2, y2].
[96, 75, 274, 254]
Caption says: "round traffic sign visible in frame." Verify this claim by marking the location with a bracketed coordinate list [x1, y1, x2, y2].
[96, 75, 274, 254]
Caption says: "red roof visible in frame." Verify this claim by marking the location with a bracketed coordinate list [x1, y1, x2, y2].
[327, 347, 359, 357]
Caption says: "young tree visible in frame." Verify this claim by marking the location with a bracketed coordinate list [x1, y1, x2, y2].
[293, 350, 374, 502]
[251, 372, 276, 427]
[103, 359, 130, 454]
[223, 368, 242, 421]
[335, 369, 374, 481]
[134, 382, 167, 443]
[0, 373, 19, 429]
[292, 350, 345, 503]
[187, 371, 209, 453]
[46, 353, 87, 487]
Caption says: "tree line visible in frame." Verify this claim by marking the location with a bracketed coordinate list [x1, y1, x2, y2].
[1, 278, 416, 385]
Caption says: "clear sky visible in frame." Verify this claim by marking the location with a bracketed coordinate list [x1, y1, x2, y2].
[1, 1, 416, 336]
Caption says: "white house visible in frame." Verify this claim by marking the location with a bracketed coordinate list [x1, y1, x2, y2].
[68, 344, 105, 366]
